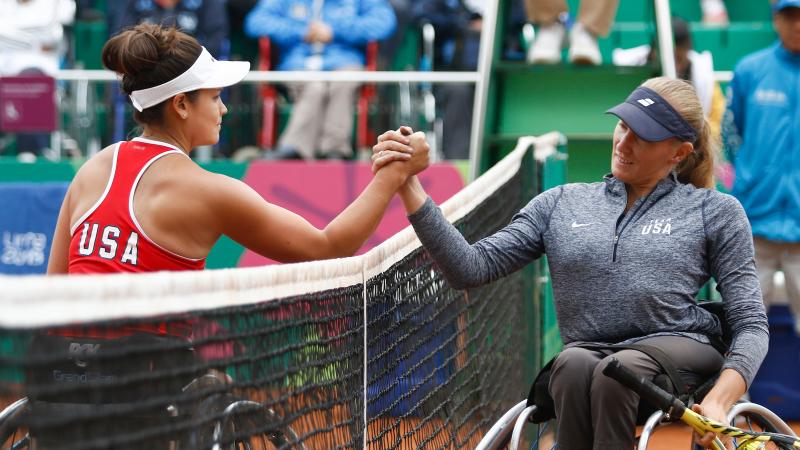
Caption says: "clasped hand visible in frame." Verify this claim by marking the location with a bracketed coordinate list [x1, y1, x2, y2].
[371, 126, 430, 182]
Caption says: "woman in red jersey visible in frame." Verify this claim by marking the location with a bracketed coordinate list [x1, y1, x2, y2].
[27, 23, 427, 448]
[47, 23, 428, 275]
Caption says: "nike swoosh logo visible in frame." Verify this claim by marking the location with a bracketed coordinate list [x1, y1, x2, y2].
[571, 221, 594, 228]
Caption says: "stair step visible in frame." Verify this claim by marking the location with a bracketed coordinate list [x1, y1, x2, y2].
[492, 64, 650, 137]
[596, 0, 774, 24]
[598, 22, 776, 70]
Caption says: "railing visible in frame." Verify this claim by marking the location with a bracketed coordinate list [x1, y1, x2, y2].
[654, 0, 677, 79]
[47, 69, 487, 168]
[55, 70, 480, 84]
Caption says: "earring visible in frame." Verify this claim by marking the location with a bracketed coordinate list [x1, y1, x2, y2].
[180, 113, 188, 119]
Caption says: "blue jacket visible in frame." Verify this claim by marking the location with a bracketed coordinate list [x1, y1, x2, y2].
[725, 42, 800, 242]
[244, 0, 396, 71]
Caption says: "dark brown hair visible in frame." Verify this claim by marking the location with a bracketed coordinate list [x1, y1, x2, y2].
[642, 77, 719, 189]
[101, 24, 202, 125]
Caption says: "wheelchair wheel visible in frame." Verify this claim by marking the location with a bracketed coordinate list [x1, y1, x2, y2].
[208, 396, 306, 450]
[476, 401, 547, 450]
[0, 399, 30, 450]
[725, 402, 797, 450]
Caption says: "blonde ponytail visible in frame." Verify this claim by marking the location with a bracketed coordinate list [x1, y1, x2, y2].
[641, 77, 719, 189]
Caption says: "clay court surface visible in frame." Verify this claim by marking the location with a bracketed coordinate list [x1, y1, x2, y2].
[2, 394, 799, 449]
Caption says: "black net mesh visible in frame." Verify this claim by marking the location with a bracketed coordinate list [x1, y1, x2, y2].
[366, 163, 532, 450]
[0, 147, 537, 450]
[1, 286, 365, 450]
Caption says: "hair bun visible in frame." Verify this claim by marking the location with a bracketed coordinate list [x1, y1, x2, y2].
[101, 24, 200, 95]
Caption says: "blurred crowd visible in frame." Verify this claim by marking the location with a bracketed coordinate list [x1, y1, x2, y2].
[0, 0, 784, 163]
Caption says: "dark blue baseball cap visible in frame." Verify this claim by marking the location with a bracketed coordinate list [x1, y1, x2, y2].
[606, 86, 698, 143]
[775, 0, 800, 11]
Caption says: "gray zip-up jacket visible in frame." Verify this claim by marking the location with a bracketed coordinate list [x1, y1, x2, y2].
[407, 173, 769, 387]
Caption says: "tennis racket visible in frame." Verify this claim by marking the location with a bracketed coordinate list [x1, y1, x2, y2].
[603, 357, 800, 450]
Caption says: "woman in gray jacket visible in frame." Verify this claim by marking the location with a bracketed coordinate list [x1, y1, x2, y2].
[372, 77, 768, 449]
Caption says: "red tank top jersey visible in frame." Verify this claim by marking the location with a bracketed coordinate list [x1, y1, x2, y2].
[68, 138, 206, 274]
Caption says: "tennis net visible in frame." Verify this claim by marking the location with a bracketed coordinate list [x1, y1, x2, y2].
[0, 134, 562, 450]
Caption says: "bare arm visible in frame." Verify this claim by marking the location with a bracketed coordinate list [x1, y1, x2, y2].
[692, 368, 747, 448]
[371, 127, 430, 214]
[208, 132, 428, 263]
[47, 189, 72, 274]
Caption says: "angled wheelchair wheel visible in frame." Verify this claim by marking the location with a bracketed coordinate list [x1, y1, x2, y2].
[476, 400, 547, 450]
[209, 396, 306, 450]
[0, 398, 30, 450]
[725, 402, 797, 450]
[635, 409, 667, 450]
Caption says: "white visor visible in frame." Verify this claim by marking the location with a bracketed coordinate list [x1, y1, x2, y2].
[129, 47, 250, 112]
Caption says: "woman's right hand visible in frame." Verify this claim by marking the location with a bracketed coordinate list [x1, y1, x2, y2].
[371, 126, 430, 179]
[373, 126, 431, 214]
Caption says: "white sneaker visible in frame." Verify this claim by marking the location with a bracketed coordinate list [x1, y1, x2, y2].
[702, 0, 729, 26]
[527, 22, 565, 65]
[568, 22, 602, 66]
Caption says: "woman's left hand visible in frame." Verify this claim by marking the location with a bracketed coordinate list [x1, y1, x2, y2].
[691, 402, 733, 449]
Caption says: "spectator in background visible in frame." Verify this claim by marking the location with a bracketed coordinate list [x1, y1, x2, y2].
[244, 0, 396, 160]
[0, 0, 75, 77]
[0, 0, 76, 159]
[723, 0, 800, 333]
[525, 0, 619, 66]
[115, 0, 229, 58]
[380, 0, 413, 69]
[504, 0, 529, 60]
[413, 0, 483, 160]
[74, 0, 106, 21]
[227, 0, 260, 61]
[222, 0, 261, 158]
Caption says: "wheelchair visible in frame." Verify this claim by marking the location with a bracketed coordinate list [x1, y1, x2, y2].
[0, 330, 306, 450]
[476, 373, 797, 450]
[0, 371, 305, 450]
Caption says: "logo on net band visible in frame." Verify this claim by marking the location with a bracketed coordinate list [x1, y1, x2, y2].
[69, 342, 101, 368]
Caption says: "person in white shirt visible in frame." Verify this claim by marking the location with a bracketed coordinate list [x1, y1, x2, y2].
[0, 0, 76, 76]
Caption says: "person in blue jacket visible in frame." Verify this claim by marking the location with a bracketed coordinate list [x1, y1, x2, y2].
[245, 0, 396, 160]
[724, 0, 800, 333]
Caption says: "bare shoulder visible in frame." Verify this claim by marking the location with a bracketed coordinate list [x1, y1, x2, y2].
[64, 144, 119, 227]
[182, 164, 260, 200]
[70, 145, 117, 197]
[175, 162, 222, 189]
[192, 165, 252, 195]
[73, 144, 117, 183]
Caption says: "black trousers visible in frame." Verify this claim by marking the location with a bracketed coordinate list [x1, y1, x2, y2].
[549, 335, 723, 450]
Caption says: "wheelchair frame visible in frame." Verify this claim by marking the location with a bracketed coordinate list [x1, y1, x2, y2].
[476, 399, 797, 450]
[0, 373, 306, 450]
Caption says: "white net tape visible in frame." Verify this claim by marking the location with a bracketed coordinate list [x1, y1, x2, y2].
[1, 134, 561, 328]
